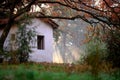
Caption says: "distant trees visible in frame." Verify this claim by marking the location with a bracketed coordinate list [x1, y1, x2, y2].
[54, 19, 87, 63]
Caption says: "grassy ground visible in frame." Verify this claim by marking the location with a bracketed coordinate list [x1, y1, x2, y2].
[0, 62, 120, 80]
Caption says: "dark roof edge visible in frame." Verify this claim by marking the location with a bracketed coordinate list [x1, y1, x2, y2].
[36, 17, 59, 29]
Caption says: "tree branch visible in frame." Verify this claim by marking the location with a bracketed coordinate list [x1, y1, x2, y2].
[13, 0, 36, 19]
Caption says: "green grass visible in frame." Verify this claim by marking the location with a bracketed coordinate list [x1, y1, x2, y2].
[0, 63, 120, 80]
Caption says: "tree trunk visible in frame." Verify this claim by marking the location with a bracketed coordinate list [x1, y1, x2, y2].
[0, 6, 14, 51]
[0, 19, 13, 50]
[0, 0, 17, 50]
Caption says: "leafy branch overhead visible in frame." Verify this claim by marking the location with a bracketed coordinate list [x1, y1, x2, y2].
[0, 0, 120, 27]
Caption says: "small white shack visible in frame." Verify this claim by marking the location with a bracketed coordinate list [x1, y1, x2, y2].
[0, 18, 58, 62]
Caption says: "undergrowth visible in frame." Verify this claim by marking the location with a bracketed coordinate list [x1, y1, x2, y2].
[0, 63, 120, 80]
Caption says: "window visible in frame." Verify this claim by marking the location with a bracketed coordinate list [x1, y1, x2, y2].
[11, 34, 15, 41]
[37, 35, 44, 50]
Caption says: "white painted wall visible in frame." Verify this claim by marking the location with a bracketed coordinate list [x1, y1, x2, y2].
[29, 19, 54, 62]
[2, 25, 18, 50]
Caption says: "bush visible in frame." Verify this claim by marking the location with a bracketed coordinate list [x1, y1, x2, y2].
[15, 14, 36, 63]
[84, 37, 107, 75]
[106, 30, 120, 68]
[83, 25, 108, 75]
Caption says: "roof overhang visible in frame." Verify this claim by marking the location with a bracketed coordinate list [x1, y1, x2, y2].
[0, 17, 59, 30]
[37, 18, 59, 29]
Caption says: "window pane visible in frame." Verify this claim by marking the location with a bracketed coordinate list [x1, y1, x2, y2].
[37, 35, 44, 49]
